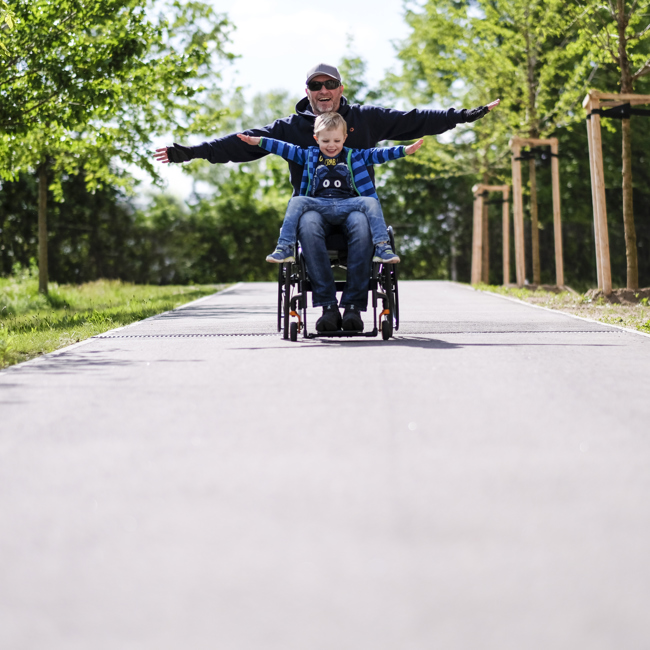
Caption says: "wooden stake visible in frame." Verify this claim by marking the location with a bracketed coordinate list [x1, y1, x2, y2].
[585, 115, 603, 288]
[511, 141, 526, 286]
[471, 186, 484, 284]
[550, 138, 564, 287]
[482, 198, 489, 283]
[586, 94, 613, 294]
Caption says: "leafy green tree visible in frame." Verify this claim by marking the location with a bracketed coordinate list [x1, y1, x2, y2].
[571, 0, 650, 289]
[0, 1, 14, 47]
[174, 91, 298, 282]
[1, 0, 234, 292]
[391, 0, 597, 284]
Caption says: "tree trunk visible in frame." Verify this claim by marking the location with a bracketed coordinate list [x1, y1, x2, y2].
[38, 164, 48, 294]
[524, 12, 541, 287]
[621, 118, 638, 289]
[529, 158, 541, 285]
[617, 0, 638, 289]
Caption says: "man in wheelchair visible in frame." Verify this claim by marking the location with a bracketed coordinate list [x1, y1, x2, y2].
[237, 112, 423, 332]
[155, 62, 499, 332]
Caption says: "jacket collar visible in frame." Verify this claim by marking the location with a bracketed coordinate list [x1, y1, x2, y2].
[295, 96, 351, 120]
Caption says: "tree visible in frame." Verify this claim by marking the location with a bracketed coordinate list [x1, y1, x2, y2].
[572, 0, 650, 289]
[0, 1, 14, 49]
[1, 0, 234, 292]
[392, 0, 584, 284]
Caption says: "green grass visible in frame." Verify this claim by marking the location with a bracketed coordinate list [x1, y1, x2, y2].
[476, 283, 650, 335]
[0, 270, 228, 369]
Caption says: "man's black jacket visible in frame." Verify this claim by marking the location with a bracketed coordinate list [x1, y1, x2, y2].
[168, 96, 477, 195]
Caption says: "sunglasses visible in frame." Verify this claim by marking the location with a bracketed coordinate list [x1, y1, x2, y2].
[307, 79, 341, 91]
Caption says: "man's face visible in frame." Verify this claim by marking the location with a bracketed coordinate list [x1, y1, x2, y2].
[306, 75, 345, 115]
[314, 126, 347, 158]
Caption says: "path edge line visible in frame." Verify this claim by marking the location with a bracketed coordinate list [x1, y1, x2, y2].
[0, 284, 242, 375]
[457, 283, 650, 340]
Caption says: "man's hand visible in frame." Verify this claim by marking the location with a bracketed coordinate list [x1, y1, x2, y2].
[237, 133, 261, 146]
[405, 139, 424, 155]
[459, 98, 500, 123]
[153, 147, 170, 164]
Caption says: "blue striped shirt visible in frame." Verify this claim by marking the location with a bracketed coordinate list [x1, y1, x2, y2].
[258, 138, 406, 200]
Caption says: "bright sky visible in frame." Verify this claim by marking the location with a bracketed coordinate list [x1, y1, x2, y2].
[147, 0, 414, 200]
[218, 0, 412, 98]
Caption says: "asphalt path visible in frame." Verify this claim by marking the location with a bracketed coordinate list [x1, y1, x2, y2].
[1, 281, 649, 650]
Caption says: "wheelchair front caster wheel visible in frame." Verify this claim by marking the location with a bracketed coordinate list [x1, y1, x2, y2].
[290, 321, 298, 342]
[381, 318, 392, 340]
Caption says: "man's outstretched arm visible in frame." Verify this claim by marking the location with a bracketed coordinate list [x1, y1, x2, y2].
[366, 98, 500, 142]
[152, 122, 293, 165]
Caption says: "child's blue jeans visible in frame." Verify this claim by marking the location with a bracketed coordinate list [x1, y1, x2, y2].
[277, 196, 389, 247]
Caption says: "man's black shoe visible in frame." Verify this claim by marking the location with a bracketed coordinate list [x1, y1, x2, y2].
[342, 305, 364, 332]
[316, 304, 342, 332]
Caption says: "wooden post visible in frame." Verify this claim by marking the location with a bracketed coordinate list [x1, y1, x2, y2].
[511, 140, 526, 286]
[549, 138, 564, 287]
[511, 136, 565, 288]
[583, 91, 612, 295]
[585, 113, 603, 289]
[482, 197, 489, 283]
[502, 187, 510, 285]
[471, 185, 484, 284]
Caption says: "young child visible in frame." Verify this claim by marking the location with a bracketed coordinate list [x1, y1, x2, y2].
[237, 112, 423, 264]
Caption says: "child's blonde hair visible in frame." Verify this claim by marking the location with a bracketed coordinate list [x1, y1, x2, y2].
[313, 112, 348, 136]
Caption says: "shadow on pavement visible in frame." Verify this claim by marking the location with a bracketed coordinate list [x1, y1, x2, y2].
[233, 335, 621, 351]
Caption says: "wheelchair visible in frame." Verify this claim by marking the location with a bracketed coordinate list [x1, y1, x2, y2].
[277, 226, 399, 341]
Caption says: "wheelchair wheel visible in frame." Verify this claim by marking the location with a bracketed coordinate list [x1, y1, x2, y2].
[394, 267, 400, 330]
[277, 265, 284, 332]
[298, 250, 309, 334]
[387, 227, 400, 330]
[381, 317, 392, 340]
[282, 262, 291, 340]
[290, 321, 298, 342]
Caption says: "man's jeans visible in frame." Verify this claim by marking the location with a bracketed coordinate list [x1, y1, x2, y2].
[297, 205, 374, 311]
[278, 196, 390, 247]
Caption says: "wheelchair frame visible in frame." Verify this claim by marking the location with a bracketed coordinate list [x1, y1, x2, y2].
[277, 226, 400, 341]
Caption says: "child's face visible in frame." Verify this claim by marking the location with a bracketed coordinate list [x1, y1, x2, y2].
[314, 126, 347, 158]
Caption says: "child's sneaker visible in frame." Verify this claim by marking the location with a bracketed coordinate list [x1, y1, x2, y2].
[266, 244, 295, 263]
[373, 242, 400, 263]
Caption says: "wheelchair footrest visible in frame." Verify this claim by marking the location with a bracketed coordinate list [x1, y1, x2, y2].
[306, 328, 379, 338]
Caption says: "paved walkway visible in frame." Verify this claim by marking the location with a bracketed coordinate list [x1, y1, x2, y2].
[1, 281, 649, 650]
